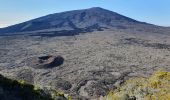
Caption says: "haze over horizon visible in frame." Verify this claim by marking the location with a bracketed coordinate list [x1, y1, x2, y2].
[0, 0, 170, 28]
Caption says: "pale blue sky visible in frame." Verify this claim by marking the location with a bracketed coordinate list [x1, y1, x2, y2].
[0, 0, 170, 28]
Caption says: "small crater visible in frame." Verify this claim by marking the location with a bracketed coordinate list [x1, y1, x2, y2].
[26, 55, 64, 69]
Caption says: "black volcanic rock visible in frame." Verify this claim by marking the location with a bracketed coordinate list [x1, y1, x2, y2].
[0, 7, 155, 35]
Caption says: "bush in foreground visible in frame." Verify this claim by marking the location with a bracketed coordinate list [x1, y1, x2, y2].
[102, 71, 170, 100]
[0, 74, 71, 100]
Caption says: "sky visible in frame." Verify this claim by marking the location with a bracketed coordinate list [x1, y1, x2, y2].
[0, 0, 170, 28]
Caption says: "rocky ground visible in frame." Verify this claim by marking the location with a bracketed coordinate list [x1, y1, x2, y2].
[0, 30, 170, 99]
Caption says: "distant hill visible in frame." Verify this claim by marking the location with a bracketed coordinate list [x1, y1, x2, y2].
[0, 7, 168, 36]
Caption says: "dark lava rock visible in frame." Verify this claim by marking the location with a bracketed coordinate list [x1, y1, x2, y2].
[52, 79, 72, 90]
[26, 55, 64, 69]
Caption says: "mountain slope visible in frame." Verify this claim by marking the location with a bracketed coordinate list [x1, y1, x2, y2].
[0, 7, 157, 35]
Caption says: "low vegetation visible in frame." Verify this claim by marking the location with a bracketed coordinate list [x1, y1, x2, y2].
[0, 74, 71, 100]
[102, 71, 170, 100]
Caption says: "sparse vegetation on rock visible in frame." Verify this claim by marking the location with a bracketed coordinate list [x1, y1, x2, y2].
[1, 30, 170, 99]
[102, 71, 170, 100]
